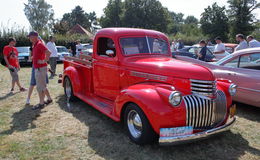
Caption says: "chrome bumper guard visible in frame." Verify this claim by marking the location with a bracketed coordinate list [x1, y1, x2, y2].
[159, 117, 236, 145]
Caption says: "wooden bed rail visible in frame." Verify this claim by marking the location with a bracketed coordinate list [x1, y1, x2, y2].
[65, 55, 92, 66]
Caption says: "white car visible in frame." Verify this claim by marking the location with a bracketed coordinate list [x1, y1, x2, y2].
[56, 46, 72, 61]
[81, 43, 93, 55]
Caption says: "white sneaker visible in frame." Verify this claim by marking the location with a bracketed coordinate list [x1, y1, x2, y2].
[26, 99, 30, 105]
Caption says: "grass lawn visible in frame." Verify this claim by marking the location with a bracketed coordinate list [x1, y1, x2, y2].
[0, 64, 259, 160]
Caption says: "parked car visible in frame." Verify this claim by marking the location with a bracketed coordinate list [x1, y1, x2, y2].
[60, 28, 236, 145]
[175, 47, 260, 107]
[224, 43, 238, 53]
[56, 46, 72, 61]
[172, 46, 215, 62]
[81, 43, 93, 55]
[17, 46, 31, 64]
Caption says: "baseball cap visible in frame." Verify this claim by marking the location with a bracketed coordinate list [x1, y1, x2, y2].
[27, 31, 39, 37]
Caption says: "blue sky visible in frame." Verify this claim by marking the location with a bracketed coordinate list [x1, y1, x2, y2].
[0, 0, 259, 30]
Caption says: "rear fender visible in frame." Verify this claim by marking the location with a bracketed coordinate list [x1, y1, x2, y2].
[63, 66, 81, 94]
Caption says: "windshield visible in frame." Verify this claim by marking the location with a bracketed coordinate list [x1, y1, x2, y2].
[215, 54, 233, 65]
[17, 47, 30, 53]
[57, 47, 68, 53]
[120, 37, 169, 55]
[83, 45, 93, 50]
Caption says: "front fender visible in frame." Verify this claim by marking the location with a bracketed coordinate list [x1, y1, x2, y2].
[115, 83, 186, 134]
[63, 66, 81, 94]
[216, 78, 234, 107]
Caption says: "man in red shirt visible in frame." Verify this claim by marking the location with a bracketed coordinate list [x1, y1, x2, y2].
[3, 37, 26, 92]
[28, 31, 52, 110]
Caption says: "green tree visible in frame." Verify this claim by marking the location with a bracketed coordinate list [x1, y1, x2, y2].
[227, 0, 260, 41]
[170, 12, 184, 24]
[122, 0, 172, 33]
[184, 16, 198, 25]
[52, 21, 70, 34]
[60, 6, 97, 31]
[100, 0, 123, 27]
[24, 0, 54, 33]
[200, 3, 229, 41]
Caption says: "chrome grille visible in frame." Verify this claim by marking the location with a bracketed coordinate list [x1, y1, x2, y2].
[190, 79, 216, 97]
[184, 91, 227, 129]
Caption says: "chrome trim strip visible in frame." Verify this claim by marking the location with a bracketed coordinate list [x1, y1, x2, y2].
[237, 87, 260, 93]
[191, 91, 214, 96]
[191, 83, 215, 88]
[190, 79, 216, 84]
[130, 71, 168, 81]
[191, 87, 215, 92]
[159, 117, 236, 145]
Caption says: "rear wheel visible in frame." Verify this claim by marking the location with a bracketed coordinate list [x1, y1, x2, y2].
[64, 77, 77, 101]
[124, 103, 158, 145]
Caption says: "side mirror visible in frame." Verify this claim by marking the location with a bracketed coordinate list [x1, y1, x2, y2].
[106, 50, 115, 57]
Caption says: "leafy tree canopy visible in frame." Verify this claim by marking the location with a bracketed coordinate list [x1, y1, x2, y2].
[24, 0, 54, 34]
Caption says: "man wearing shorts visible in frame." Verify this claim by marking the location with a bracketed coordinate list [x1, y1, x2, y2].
[3, 37, 26, 92]
[28, 31, 52, 110]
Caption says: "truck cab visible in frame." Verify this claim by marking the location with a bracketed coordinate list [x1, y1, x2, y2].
[61, 28, 237, 145]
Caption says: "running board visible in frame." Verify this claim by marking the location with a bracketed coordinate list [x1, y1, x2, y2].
[75, 93, 120, 122]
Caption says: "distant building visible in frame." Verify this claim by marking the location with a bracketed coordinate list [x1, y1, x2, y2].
[68, 24, 93, 38]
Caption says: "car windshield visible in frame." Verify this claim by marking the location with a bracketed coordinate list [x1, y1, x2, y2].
[57, 47, 68, 53]
[120, 37, 169, 55]
[83, 45, 93, 50]
[17, 47, 30, 53]
[215, 54, 233, 65]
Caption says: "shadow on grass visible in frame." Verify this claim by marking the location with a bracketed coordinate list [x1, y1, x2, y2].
[0, 105, 44, 135]
[235, 102, 260, 122]
[56, 95, 260, 160]
[0, 92, 18, 101]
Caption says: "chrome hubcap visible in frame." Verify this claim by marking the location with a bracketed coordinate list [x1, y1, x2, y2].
[127, 110, 142, 138]
[65, 78, 72, 98]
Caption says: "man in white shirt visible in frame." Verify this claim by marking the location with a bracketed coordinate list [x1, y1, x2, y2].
[213, 37, 228, 60]
[247, 35, 260, 48]
[76, 40, 83, 57]
[235, 34, 248, 51]
[46, 36, 58, 78]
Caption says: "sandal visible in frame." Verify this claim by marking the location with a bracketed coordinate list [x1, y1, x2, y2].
[44, 99, 53, 105]
[20, 87, 27, 92]
[32, 104, 45, 110]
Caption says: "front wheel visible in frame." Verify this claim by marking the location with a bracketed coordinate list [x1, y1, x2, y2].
[124, 103, 158, 145]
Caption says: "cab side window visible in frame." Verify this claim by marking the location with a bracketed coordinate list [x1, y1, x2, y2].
[238, 53, 260, 70]
[97, 37, 116, 57]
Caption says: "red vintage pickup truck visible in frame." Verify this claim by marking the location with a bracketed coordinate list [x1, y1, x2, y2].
[60, 28, 237, 145]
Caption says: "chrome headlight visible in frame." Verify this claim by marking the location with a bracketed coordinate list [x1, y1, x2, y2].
[169, 91, 182, 107]
[229, 83, 237, 96]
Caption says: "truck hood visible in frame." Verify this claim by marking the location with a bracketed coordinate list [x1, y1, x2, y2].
[123, 56, 215, 81]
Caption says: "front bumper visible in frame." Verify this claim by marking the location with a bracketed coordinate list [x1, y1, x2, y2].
[159, 117, 236, 145]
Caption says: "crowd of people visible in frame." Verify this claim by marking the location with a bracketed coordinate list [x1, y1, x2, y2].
[2, 31, 88, 110]
[2, 31, 59, 110]
[171, 34, 260, 61]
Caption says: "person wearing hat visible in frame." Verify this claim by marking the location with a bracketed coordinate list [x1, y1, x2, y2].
[28, 31, 52, 110]
[46, 36, 58, 78]
[3, 37, 26, 92]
